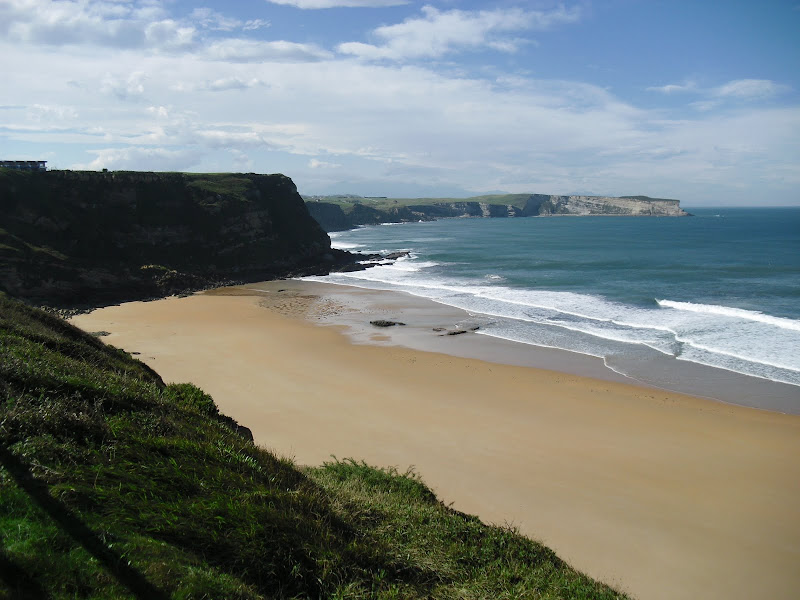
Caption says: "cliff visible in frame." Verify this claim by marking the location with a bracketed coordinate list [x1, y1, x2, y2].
[0, 169, 350, 307]
[305, 193, 688, 232]
[522, 194, 687, 216]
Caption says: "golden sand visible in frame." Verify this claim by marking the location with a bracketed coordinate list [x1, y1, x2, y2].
[71, 288, 800, 600]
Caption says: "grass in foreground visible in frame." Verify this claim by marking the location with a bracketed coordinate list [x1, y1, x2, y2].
[0, 294, 629, 599]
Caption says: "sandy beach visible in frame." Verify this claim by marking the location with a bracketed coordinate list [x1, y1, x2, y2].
[71, 282, 800, 600]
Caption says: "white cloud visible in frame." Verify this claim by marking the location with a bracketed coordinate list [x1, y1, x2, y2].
[714, 79, 787, 99]
[229, 148, 255, 171]
[193, 129, 273, 149]
[204, 39, 331, 62]
[646, 82, 697, 94]
[190, 8, 269, 32]
[309, 158, 342, 168]
[191, 7, 241, 31]
[204, 77, 267, 91]
[144, 19, 196, 50]
[243, 19, 270, 31]
[1, 0, 153, 48]
[0, 1, 267, 53]
[28, 104, 79, 121]
[338, 4, 580, 60]
[100, 71, 148, 100]
[266, 0, 408, 8]
[689, 100, 720, 112]
[648, 78, 789, 100]
[147, 105, 169, 118]
[1, 2, 797, 204]
[80, 146, 204, 171]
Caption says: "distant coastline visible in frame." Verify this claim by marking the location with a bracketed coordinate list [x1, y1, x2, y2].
[304, 192, 688, 232]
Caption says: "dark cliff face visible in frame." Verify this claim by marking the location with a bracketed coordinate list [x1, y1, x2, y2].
[0, 170, 338, 306]
[305, 202, 354, 232]
[306, 202, 422, 232]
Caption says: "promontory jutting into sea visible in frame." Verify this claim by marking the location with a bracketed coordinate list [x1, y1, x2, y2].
[305, 203, 800, 413]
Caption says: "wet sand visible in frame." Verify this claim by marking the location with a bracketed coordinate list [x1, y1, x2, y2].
[71, 283, 800, 600]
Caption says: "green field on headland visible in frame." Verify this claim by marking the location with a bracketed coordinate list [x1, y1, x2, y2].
[0, 293, 628, 599]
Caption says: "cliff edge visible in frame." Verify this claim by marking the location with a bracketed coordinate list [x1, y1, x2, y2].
[0, 170, 347, 307]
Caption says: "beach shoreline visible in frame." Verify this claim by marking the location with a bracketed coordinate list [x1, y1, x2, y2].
[70, 282, 800, 600]
[266, 278, 800, 414]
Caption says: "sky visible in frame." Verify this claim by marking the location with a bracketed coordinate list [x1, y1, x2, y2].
[1, 1, 799, 205]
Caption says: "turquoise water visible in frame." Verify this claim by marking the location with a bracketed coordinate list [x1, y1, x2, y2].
[313, 208, 800, 396]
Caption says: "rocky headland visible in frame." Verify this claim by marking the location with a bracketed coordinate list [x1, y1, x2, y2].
[305, 193, 689, 232]
[0, 169, 369, 308]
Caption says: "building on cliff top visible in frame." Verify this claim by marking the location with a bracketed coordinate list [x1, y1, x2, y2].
[0, 160, 47, 171]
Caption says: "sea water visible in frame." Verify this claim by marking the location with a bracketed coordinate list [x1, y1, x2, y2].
[309, 208, 800, 406]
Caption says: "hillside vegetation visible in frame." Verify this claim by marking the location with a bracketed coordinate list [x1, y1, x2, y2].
[0, 294, 629, 599]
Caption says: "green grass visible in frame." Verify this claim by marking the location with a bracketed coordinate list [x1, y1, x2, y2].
[184, 174, 258, 202]
[0, 294, 630, 599]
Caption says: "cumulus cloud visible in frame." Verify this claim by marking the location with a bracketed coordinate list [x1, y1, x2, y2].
[266, 0, 408, 8]
[338, 4, 580, 60]
[1, 0, 158, 48]
[144, 19, 196, 50]
[0, 1, 270, 54]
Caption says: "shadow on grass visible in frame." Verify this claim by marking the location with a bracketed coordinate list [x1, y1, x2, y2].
[0, 548, 50, 600]
[0, 445, 168, 600]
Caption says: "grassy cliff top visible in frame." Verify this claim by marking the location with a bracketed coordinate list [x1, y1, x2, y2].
[0, 294, 629, 599]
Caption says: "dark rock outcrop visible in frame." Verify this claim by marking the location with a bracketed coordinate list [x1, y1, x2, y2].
[0, 169, 356, 307]
[370, 320, 406, 327]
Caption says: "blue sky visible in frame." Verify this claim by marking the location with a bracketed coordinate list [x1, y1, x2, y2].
[1, 1, 798, 205]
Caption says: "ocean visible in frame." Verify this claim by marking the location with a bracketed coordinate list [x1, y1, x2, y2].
[309, 207, 800, 409]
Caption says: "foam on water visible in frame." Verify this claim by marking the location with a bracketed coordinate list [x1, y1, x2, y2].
[330, 240, 365, 250]
[313, 211, 800, 391]
[657, 299, 800, 332]
[313, 264, 800, 387]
